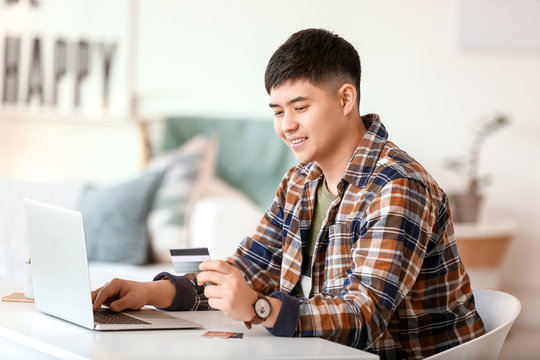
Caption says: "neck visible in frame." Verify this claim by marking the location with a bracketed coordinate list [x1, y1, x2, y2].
[318, 113, 365, 196]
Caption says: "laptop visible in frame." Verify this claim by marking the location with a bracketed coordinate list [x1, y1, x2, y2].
[24, 199, 203, 331]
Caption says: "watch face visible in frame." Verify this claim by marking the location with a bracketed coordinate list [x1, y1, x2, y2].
[255, 298, 272, 319]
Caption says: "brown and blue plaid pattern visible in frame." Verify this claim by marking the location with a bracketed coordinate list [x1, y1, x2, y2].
[226, 114, 485, 359]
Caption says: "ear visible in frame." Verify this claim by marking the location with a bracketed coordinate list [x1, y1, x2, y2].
[337, 83, 357, 116]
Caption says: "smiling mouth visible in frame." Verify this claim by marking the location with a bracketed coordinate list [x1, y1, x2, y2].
[290, 137, 307, 145]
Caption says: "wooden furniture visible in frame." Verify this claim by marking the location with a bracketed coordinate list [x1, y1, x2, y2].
[454, 223, 514, 289]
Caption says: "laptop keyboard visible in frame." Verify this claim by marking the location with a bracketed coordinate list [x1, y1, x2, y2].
[94, 308, 151, 325]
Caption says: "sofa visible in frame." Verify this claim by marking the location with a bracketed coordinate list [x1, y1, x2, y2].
[0, 116, 296, 291]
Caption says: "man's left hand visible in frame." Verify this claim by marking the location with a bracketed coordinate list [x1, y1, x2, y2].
[197, 260, 257, 322]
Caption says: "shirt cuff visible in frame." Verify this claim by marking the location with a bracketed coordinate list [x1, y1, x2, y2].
[266, 291, 300, 337]
[153, 272, 195, 311]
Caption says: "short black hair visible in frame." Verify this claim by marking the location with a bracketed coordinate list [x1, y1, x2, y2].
[264, 28, 361, 106]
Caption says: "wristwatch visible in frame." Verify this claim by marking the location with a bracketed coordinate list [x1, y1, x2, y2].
[244, 292, 272, 329]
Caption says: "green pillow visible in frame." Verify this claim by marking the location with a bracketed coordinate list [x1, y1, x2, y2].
[162, 117, 297, 209]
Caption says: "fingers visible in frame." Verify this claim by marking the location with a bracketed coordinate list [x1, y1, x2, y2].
[196, 270, 226, 287]
[197, 262, 257, 321]
[199, 260, 234, 273]
[207, 297, 224, 311]
[92, 280, 121, 311]
[197, 260, 238, 286]
[203, 283, 223, 299]
[91, 287, 101, 304]
[109, 298, 130, 312]
[92, 279, 151, 312]
[92, 282, 110, 311]
[91, 282, 109, 303]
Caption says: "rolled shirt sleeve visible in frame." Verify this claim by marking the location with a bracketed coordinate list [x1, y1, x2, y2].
[153, 272, 211, 311]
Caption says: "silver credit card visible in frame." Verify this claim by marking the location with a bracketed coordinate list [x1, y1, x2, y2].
[169, 247, 210, 274]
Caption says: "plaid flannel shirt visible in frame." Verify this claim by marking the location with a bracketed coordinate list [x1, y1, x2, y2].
[156, 114, 485, 359]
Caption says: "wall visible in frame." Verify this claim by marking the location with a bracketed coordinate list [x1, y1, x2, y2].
[0, 117, 143, 184]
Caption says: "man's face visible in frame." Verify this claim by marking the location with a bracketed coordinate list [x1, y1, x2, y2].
[269, 80, 347, 166]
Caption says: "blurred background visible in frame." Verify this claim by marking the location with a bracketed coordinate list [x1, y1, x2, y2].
[1, 1, 539, 358]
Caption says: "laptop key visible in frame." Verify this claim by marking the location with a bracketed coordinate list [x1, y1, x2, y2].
[94, 308, 151, 325]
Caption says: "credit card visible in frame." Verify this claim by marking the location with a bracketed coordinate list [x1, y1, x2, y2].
[201, 331, 243, 339]
[201, 331, 235, 338]
[170, 247, 210, 274]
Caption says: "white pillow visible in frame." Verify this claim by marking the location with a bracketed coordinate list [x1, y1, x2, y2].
[190, 176, 264, 260]
[147, 136, 217, 263]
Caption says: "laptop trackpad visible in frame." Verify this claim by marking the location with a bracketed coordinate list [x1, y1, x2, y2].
[125, 308, 202, 327]
[126, 308, 177, 320]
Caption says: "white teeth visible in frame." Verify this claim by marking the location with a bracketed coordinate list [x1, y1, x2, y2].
[291, 138, 307, 144]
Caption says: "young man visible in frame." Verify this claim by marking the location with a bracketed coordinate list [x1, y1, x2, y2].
[92, 29, 485, 359]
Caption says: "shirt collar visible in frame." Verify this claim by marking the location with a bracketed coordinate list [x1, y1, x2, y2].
[342, 113, 388, 188]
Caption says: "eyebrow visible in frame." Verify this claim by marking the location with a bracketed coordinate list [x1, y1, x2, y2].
[269, 96, 311, 108]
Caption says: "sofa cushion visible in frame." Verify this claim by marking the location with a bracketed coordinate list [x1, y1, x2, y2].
[191, 176, 264, 260]
[80, 172, 163, 265]
[147, 136, 217, 262]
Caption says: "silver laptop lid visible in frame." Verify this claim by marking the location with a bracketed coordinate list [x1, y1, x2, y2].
[24, 199, 95, 329]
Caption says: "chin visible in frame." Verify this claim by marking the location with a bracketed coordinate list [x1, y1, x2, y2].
[290, 148, 314, 165]
[293, 155, 312, 165]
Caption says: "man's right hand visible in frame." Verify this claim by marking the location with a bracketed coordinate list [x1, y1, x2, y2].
[91, 278, 176, 312]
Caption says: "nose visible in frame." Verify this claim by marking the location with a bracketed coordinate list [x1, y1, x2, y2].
[281, 111, 298, 134]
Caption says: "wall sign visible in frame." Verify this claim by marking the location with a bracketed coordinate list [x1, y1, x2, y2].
[0, 0, 131, 120]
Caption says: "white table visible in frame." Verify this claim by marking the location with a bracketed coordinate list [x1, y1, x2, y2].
[0, 289, 378, 360]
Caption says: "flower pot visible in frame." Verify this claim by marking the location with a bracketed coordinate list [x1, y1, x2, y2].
[449, 193, 483, 223]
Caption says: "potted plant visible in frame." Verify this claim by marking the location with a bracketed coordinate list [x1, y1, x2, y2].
[445, 114, 512, 289]
[445, 114, 510, 223]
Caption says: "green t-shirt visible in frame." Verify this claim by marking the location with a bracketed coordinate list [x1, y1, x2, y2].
[300, 178, 336, 279]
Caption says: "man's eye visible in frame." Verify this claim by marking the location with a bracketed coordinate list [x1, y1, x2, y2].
[274, 111, 284, 117]
[296, 106, 308, 112]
